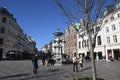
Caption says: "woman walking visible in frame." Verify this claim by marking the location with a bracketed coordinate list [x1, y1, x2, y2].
[79, 54, 83, 71]
[72, 53, 78, 72]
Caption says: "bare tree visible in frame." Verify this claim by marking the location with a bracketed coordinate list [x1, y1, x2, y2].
[54, 0, 115, 80]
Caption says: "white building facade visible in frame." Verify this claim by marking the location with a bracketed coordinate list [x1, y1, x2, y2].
[103, 4, 120, 61]
[77, 2, 120, 61]
[77, 24, 105, 60]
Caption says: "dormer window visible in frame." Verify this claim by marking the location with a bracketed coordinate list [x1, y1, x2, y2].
[105, 19, 108, 23]
[117, 13, 120, 18]
[103, 9, 107, 16]
[110, 16, 114, 21]
[116, 2, 120, 9]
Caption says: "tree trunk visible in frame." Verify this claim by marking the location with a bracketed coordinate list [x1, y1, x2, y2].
[88, 34, 97, 80]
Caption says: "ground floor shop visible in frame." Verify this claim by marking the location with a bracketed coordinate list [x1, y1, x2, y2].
[77, 46, 120, 61]
[0, 49, 34, 60]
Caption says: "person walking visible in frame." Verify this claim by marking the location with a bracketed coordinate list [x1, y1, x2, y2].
[47, 55, 51, 66]
[79, 54, 83, 71]
[72, 53, 78, 72]
[32, 54, 38, 74]
[42, 53, 46, 65]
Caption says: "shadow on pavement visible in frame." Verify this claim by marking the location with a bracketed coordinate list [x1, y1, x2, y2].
[81, 66, 91, 71]
[0, 73, 29, 79]
[20, 69, 65, 80]
[47, 68, 61, 72]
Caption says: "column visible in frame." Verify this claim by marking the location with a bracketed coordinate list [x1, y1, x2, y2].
[111, 49, 114, 59]
[106, 49, 109, 61]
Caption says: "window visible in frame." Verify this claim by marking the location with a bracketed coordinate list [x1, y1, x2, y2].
[103, 10, 107, 16]
[84, 40, 86, 48]
[9, 20, 11, 25]
[107, 37, 110, 44]
[97, 36, 101, 45]
[0, 38, 3, 45]
[87, 39, 89, 47]
[118, 13, 120, 18]
[105, 19, 108, 23]
[2, 17, 7, 23]
[112, 24, 116, 31]
[0, 26, 5, 33]
[95, 26, 100, 32]
[110, 16, 114, 21]
[74, 42, 76, 47]
[79, 34, 81, 38]
[90, 29, 94, 34]
[119, 22, 120, 28]
[106, 27, 109, 33]
[74, 35, 76, 39]
[82, 40, 84, 48]
[79, 41, 81, 48]
[113, 35, 117, 43]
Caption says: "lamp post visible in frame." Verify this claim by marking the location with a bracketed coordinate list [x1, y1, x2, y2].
[53, 28, 63, 64]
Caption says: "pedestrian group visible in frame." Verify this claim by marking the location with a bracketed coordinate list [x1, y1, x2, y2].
[72, 53, 83, 72]
[31, 52, 84, 74]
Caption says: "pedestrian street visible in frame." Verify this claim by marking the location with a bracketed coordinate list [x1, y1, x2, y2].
[0, 60, 120, 80]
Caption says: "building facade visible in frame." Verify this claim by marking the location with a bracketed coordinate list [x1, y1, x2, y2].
[77, 23, 105, 60]
[103, 1, 120, 61]
[77, 1, 120, 61]
[0, 7, 36, 60]
[64, 22, 80, 59]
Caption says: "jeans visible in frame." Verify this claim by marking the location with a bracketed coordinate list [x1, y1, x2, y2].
[73, 62, 78, 72]
[33, 62, 38, 74]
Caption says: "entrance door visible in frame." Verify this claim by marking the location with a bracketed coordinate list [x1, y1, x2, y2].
[0, 48, 3, 60]
[98, 52, 102, 60]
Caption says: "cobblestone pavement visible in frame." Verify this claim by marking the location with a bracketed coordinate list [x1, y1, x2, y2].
[0, 60, 120, 80]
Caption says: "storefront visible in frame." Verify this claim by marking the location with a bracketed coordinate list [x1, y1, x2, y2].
[106, 49, 120, 61]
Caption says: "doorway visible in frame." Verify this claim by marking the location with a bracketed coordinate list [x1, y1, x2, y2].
[0, 48, 3, 60]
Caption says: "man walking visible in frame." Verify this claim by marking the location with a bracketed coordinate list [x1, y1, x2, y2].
[32, 54, 38, 74]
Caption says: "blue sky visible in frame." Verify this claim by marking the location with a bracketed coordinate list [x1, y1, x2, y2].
[0, 0, 67, 50]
